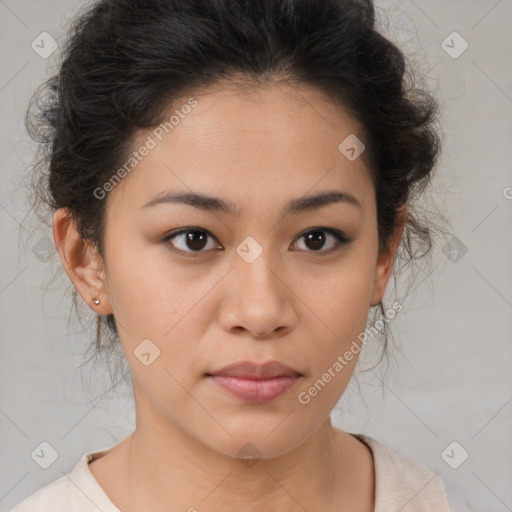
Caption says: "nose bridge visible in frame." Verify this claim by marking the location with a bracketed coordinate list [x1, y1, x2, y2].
[234, 234, 281, 297]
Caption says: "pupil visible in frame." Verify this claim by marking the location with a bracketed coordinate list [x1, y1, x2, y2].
[306, 230, 325, 250]
[187, 229, 207, 250]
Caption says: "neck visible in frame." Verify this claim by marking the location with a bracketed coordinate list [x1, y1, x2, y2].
[97, 382, 369, 512]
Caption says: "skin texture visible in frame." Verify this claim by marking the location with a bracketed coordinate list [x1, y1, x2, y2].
[54, 81, 405, 512]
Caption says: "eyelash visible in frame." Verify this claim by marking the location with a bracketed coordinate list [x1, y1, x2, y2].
[162, 226, 352, 258]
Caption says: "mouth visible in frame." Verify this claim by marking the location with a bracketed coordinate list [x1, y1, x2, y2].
[206, 360, 303, 404]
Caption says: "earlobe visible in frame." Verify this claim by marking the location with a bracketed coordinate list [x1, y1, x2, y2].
[53, 208, 112, 315]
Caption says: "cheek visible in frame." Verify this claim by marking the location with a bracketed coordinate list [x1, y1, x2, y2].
[102, 247, 209, 408]
[310, 254, 376, 343]
[299, 248, 377, 398]
[102, 223, 188, 334]
[102, 231, 215, 376]
[295, 278, 374, 417]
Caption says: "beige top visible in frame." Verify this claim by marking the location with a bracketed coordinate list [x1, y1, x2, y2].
[9, 433, 470, 512]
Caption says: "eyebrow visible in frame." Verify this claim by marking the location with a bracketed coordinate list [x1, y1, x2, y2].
[142, 189, 362, 216]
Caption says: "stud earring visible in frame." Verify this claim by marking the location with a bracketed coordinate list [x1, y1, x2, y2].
[93, 298, 101, 305]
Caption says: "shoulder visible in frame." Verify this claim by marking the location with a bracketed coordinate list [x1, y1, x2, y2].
[351, 433, 469, 512]
[8, 446, 120, 512]
[8, 473, 72, 512]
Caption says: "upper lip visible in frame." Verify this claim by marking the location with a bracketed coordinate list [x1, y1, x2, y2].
[208, 360, 302, 379]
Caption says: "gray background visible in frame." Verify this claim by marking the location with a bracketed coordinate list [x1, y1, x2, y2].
[1, 1, 511, 511]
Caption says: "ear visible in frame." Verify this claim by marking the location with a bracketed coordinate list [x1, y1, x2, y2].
[370, 207, 406, 307]
[53, 207, 112, 315]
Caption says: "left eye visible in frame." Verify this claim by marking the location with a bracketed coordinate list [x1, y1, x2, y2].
[163, 227, 351, 255]
[292, 228, 351, 253]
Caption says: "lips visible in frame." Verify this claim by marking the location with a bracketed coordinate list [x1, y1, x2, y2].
[207, 360, 302, 379]
[206, 360, 303, 404]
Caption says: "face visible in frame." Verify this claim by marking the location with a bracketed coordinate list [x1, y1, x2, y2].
[57, 81, 401, 459]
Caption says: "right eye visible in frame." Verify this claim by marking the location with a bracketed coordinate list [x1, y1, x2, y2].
[162, 227, 223, 256]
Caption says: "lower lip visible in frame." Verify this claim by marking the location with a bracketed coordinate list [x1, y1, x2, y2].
[209, 375, 300, 404]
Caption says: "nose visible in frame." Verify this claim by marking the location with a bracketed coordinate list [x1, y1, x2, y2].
[218, 255, 297, 339]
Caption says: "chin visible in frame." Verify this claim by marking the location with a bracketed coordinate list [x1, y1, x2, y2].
[194, 420, 313, 461]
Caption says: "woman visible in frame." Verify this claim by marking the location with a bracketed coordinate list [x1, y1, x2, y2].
[12, 0, 470, 510]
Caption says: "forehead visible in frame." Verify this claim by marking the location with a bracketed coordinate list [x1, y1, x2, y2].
[110, 81, 374, 213]
[166, 80, 367, 157]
